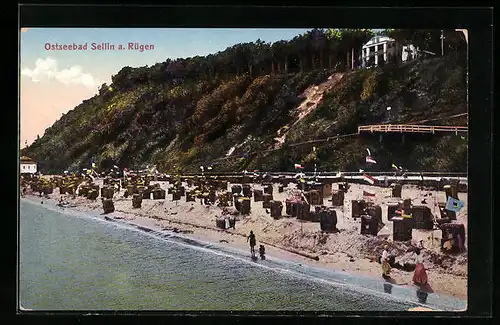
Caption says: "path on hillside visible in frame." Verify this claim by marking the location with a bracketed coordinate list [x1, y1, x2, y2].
[357, 124, 468, 135]
[273, 73, 345, 149]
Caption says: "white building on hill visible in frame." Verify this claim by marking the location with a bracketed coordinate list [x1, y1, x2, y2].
[20, 156, 37, 174]
[361, 36, 399, 68]
[361, 36, 421, 68]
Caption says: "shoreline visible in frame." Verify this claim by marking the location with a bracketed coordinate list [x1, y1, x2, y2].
[21, 180, 468, 303]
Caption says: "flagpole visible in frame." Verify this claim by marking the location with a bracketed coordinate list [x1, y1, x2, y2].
[434, 179, 438, 219]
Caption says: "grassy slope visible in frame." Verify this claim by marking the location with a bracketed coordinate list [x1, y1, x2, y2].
[22, 54, 467, 174]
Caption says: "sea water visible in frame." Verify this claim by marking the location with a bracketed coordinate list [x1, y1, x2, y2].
[19, 199, 465, 311]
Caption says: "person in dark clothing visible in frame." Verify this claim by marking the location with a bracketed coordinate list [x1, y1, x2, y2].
[247, 231, 256, 257]
[232, 217, 236, 229]
[259, 244, 266, 260]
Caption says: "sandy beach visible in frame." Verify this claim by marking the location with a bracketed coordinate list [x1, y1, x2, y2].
[24, 179, 468, 302]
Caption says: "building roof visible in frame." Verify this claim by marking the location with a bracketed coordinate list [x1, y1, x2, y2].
[362, 36, 396, 48]
[20, 156, 35, 163]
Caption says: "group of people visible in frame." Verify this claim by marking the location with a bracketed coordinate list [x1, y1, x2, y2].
[247, 230, 428, 285]
[380, 240, 428, 286]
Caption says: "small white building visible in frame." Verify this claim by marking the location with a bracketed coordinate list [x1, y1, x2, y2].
[20, 156, 37, 174]
[361, 36, 420, 68]
[402, 44, 419, 62]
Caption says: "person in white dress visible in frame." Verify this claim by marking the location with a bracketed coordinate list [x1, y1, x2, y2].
[413, 243, 428, 285]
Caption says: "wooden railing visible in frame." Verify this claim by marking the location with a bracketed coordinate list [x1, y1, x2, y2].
[358, 124, 468, 135]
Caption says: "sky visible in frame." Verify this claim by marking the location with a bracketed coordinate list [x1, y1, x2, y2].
[20, 28, 316, 147]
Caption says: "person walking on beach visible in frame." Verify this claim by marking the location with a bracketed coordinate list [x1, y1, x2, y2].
[412, 247, 428, 285]
[232, 216, 236, 229]
[381, 245, 391, 278]
[247, 231, 256, 257]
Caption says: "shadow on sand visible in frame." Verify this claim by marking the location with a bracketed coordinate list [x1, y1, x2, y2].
[383, 276, 435, 305]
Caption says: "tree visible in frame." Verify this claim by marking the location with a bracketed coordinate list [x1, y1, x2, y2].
[338, 29, 374, 69]
[291, 33, 309, 73]
[252, 39, 270, 75]
[239, 42, 255, 76]
[443, 30, 467, 55]
[272, 40, 290, 74]
[308, 28, 326, 70]
[229, 43, 248, 75]
[111, 66, 134, 91]
[325, 29, 342, 70]
[385, 29, 442, 55]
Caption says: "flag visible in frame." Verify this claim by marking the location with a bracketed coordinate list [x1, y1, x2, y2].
[402, 210, 412, 218]
[362, 173, 375, 185]
[392, 163, 399, 171]
[363, 190, 375, 197]
[294, 164, 304, 169]
[445, 196, 464, 212]
[366, 156, 377, 164]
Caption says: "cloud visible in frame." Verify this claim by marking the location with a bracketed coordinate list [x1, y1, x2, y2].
[21, 57, 101, 89]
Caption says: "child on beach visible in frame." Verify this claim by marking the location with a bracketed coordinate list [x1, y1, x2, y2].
[381, 245, 391, 278]
[259, 244, 266, 259]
